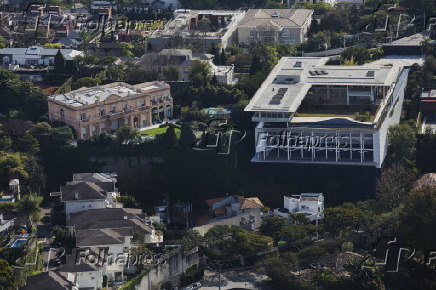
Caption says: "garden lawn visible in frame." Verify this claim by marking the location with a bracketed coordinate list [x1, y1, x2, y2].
[140, 126, 181, 136]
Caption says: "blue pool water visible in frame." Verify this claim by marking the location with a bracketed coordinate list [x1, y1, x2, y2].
[0, 198, 14, 202]
[11, 239, 27, 248]
[204, 107, 232, 115]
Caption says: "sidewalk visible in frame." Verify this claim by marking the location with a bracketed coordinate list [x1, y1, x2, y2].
[138, 119, 180, 132]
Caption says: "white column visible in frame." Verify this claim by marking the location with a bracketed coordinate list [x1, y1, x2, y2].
[346, 85, 349, 105]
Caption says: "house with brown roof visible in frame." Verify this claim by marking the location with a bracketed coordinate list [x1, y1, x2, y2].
[237, 9, 313, 46]
[198, 195, 264, 226]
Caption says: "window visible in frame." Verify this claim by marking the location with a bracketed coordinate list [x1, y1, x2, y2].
[60, 109, 64, 116]
[99, 108, 105, 116]
[282, 29, 290, 38]
[123, 103, 128, 111]
[110, 105, 116, 114]
[249, 30, 255, 37]
[80, 112, 86, 120]
[89, 205, 92, 208]
[140, 99, 145, 107]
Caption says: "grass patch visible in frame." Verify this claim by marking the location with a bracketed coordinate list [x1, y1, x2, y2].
[140, 126, 181, 137]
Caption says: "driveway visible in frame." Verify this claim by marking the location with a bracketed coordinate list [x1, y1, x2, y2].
[36, 205, 56, 271]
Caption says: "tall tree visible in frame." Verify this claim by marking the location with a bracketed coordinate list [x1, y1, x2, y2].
[162, 66, 180, 81]
[399, 185, 436, 251]
[116, 126, 140, 145]
[54, 49, 66, 73]
[249, 54, 262, 75]
[387, 123, 417, 166]
[220, 48, 227, 65]
[161, 125, 178, 150]
[180, 123, 196, 148]
[188, 60, 211, 87]
[323, 203, 365, 236]
[376, 163, 416, 210]
[14, 132, 40, 155]
[18, 194, 42, 223]
[0, 259, 14, 289]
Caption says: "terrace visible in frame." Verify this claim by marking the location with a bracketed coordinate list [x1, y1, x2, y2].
[295, 85, 385, 123]
[296, 105, 378, 122]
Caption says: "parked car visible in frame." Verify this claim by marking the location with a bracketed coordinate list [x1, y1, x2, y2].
[192, 282, 202, 289]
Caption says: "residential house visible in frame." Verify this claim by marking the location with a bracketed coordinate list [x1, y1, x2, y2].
[195, 195, 264, 228]
[115, 49, 237, 85]
[0, 46, 82, 67]
[158, 49, 237, 84]
[50, 173, 121, 218]
[64, 207, 163, 286]
[47, 81, 173, 139]
[274, 193, 324, 223]
[245, 56, 417, 168]
[19, 271, 73, 290]
[148, 9, 245, 50]
[237, 9, 313, 46]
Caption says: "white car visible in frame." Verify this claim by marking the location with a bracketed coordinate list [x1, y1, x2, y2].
[192, 282, 202, 289]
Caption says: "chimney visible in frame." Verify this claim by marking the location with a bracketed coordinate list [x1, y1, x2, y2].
[74, 192, 79, 200]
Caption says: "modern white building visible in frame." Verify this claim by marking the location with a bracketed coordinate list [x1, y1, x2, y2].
[274, 193, 324, 222]
[245, 57, 414, 168]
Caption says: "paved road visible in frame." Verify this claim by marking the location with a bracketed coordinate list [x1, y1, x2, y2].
[200, 270, 272, 290]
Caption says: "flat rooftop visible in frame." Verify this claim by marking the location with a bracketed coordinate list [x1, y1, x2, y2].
[384, 31, 434, 47]
[49, 81, 169, 107]
[244, 57, 408, 113]
[151, 9, 245, 39]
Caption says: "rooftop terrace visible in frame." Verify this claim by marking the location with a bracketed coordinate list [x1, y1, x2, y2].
[245, 57, 414, 126]
[48, 81, 169, 107]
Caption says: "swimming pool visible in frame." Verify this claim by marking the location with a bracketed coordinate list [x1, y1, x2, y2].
[8, 236, 27, 248]
[204, 107, 232, 115]
[0, 198, 15, 202]
[11, 239, 27, 248]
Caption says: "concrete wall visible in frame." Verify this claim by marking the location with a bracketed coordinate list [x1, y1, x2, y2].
[89, 155, 154, 185]
[137, 247, 199, 290]
[75, 270, 103, 289]
[374, 68, 409, 167]
[65, 200, 106, 218]
[302, 48, 345, 57]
